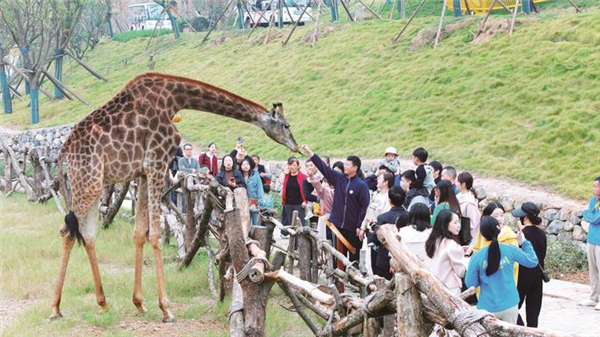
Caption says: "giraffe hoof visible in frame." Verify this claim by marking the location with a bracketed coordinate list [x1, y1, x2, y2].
[136, 305, 147, 314]
[49, 312, 63, 320]
[162, 316, 176, 324]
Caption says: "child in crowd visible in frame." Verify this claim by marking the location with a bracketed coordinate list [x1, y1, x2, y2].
[412, 147, 435, 193]
[259, 184, 274, 210]
[466, 217, 539, 324]
[380, 147, 401, 175]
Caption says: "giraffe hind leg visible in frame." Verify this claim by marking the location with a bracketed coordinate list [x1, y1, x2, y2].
[50, 222, 77, 319]
[80, 196, 108, 311]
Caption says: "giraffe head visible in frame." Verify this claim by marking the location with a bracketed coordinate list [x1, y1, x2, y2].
[262, 103, 299, 153]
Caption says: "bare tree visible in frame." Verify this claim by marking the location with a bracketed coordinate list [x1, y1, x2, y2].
[0, 31, 14, 114]
[52, 0, 84, 99]
[69, 0, 110, 59]
[0, 0, 60, 124]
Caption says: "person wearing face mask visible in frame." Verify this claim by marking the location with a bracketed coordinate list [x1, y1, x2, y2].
[466, 216, 538, 324]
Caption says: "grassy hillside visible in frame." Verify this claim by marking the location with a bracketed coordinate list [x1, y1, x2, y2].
[1, 4, 599, 200]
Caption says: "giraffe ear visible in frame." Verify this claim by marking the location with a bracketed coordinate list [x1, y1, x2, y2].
[270, 108, 278, 120]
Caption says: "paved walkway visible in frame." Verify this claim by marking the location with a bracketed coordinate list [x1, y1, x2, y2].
[533, 279, 600, 336]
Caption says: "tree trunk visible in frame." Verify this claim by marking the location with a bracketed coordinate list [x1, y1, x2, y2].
[102, 181, 131, 228]
[396, 270, 426, 336]
[0, 62, 12, 114]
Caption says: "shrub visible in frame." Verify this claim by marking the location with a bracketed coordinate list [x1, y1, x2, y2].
[545, 237, 588, 276]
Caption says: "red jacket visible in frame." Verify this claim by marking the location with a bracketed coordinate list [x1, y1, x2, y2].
[199, 153, 218, 175]
[282, 171, 307, 205]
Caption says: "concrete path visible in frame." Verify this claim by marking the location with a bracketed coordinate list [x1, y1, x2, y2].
[532, 279, 600, 336]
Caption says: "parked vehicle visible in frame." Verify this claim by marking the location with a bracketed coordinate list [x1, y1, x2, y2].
[244, 0, 312, 27]
[128, 2, 173, 31]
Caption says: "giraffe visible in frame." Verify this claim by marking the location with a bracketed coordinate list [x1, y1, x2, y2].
[51, 72, 299, 322]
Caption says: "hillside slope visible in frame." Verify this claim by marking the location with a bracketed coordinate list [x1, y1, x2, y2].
[1, 7, 599, 199]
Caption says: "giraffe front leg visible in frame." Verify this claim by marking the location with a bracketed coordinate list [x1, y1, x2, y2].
[50, 233, 76, 319]
[132, 177, 148, 314]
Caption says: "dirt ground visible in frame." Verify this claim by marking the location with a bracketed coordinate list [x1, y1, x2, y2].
[554, 270, 590, 285]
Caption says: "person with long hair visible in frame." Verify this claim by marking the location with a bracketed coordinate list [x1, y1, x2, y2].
[512, 202, 547, 327]
[425, 210, 465, 295]
[466, 216, 538, 324]
[215, 155, 246, 190]
[431, 180, 461, 225]
[400, 203, 432, 261]
[470, 202, 519, 295]
[240, 158, 264, 226]
[456, 172, 481, 245]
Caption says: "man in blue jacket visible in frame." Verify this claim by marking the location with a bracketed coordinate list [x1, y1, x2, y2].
[301, 144, 370, 262]
[580, 176, 600, 311]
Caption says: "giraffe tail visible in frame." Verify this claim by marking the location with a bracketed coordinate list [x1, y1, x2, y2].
[57, 153, 85, 245]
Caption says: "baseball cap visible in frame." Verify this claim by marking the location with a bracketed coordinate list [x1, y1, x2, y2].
[511, 202, 540, 218]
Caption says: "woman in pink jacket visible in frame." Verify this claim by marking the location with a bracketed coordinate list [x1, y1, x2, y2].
[425, 209, 466, 295]
[309, 162, 341, 240]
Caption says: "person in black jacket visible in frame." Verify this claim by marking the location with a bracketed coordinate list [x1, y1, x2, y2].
[512, 202, 547, 328]
[215, 155, 246, 190]
[369, 185, 408, 279]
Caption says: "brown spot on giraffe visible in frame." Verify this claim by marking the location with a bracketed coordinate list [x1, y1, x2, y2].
[51, 72, 299, 322]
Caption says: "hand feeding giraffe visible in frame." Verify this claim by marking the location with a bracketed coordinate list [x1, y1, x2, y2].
[51, 72, 299, 322]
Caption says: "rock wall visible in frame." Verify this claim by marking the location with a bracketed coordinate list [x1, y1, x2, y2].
[0, 124, 74, 160]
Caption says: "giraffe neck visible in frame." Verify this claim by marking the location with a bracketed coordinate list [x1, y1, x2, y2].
[162, 78, 268, 126]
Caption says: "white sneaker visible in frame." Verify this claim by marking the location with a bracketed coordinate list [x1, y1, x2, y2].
[579, 299, 598, 307]
[595, 302, 600, 311]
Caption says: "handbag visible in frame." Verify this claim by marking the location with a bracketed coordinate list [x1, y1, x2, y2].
[539, 265, 551, 283]
[458, 217, 472, 246]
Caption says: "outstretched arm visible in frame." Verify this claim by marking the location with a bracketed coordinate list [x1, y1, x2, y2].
[302, 144, 342, 187]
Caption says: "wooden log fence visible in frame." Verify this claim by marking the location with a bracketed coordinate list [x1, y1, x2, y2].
[1, 154, 577, 336]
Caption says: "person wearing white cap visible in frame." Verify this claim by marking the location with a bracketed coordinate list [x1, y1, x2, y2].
[379, 146, 401, 175]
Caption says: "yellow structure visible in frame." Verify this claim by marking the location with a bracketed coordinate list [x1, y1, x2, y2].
[446, 0, 547, 14]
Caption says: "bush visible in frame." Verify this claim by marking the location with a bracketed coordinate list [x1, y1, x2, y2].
[112, 29, 174, 42]
[545, 237, 588, 276]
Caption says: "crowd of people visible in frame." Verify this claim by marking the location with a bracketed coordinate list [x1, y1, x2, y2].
[168, 139, 600, 328]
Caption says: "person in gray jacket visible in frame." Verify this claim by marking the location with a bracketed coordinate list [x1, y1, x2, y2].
[178, 143, 200, 174]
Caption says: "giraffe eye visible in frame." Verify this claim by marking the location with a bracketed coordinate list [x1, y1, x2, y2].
[284, 124, 290, 129]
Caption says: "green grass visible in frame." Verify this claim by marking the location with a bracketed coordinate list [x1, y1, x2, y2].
[1, 1, 599, 200]
[112, 29, 175, 42]
[0, 194, 311, 336]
